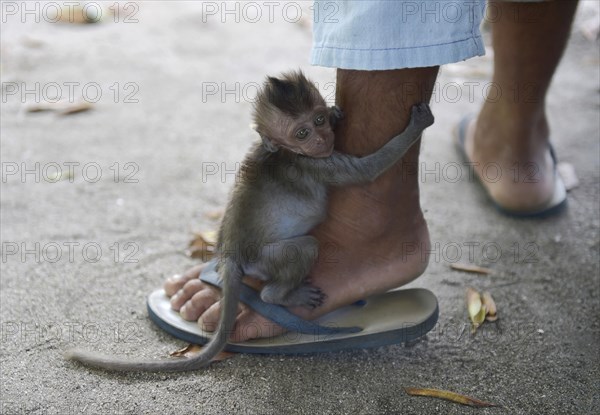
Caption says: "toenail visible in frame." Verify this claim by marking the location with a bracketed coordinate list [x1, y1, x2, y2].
[199, 320, 216, 332]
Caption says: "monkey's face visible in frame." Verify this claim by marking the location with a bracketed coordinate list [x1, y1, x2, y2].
[278, 106, 335, 158]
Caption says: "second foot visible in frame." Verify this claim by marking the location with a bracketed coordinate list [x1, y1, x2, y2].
[460, 113, 563, 214]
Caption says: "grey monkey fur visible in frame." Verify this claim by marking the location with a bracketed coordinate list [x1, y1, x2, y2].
[65, 71, 434, 372]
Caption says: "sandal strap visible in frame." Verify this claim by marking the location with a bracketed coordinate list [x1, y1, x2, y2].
[200, 259, 362, 335]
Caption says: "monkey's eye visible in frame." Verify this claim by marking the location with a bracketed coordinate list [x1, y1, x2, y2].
[314, 114, 326, 126]
[295, 128, 310, 140]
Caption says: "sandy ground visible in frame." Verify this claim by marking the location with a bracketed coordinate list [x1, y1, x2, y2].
[1, 1, 599, 414]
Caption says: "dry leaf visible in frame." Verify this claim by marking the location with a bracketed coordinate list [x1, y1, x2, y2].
[46, 170, 74, 182]
[58, 5, 103, 24]
[25, 102, 59, 112]
[25, 100, 93, 115]
[169, 344, 234, 362]
[187, 231, 217, 260]
[169, 343, 202, 357]
[59, 101, 93, 115]
[466, 289, 499, 331]
[466, 287, 486, 333]
[450, 263, 492, 275]
[482, 291, 498, 322]
[404, 387, 498, 408]
[199, 230, 218, 245]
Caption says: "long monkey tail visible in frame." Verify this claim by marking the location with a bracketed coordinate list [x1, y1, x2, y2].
[64, 258, 243, 372]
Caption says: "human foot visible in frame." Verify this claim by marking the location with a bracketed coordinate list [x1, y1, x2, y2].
[163, 212, 430, 343]
[459, 109, 565, 214]
[462, 0, 576, 215]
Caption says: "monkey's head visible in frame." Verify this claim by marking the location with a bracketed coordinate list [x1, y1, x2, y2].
[252, 71, 335, 158]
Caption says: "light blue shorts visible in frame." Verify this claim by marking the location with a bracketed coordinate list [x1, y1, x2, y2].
[311, 0, 487, 70]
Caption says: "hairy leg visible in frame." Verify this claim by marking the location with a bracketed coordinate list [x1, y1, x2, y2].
[464, 0, 578, 212]
[165, 67, 439, 341]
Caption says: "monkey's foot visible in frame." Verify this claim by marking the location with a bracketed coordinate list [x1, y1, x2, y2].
[282, 284, 327, 309]
[455, 114, 567, 216]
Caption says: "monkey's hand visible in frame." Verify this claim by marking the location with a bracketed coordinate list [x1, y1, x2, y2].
[408, 103, 435, 130]
[329, 105, 344, 129]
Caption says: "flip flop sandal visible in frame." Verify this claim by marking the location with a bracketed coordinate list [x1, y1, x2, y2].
[455, 115, 567, 218]
[147, 259, 439, 354]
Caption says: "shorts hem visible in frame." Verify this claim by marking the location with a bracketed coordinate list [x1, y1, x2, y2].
[311, 35, 486, 70]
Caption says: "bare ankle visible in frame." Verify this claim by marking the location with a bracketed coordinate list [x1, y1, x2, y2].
[465, 108, 557, 211]
[476, 103, 550, 157]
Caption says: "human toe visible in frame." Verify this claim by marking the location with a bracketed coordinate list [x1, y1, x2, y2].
[170, 279, 206, 311]
[180, 288, 221, 321]
[163, 264, 204, 296]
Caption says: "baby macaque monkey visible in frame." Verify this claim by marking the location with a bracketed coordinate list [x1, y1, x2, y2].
[66, 71, 434, 372]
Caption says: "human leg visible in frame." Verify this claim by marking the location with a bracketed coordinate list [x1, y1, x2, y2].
[165, 0, 485, 341]
[463, 0, 578, 213]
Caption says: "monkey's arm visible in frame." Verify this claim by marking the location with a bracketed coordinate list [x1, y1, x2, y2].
[307, 103, 434, 186]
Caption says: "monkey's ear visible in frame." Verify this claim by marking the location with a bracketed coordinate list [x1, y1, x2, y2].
[260, 135, 279, 153]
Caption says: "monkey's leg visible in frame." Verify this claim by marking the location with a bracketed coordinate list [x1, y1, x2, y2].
[257, 236, 325, 308]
